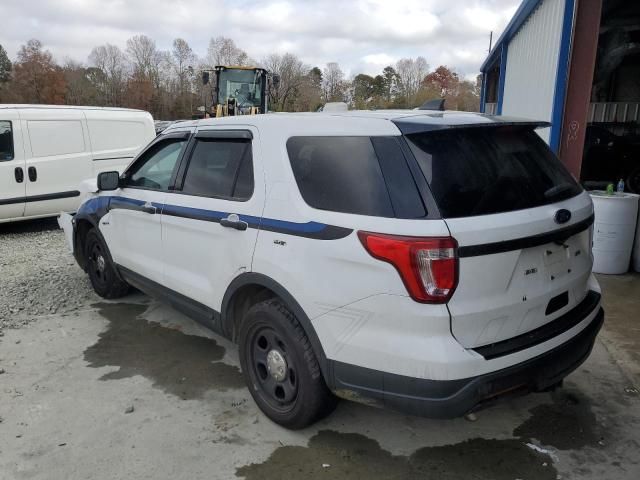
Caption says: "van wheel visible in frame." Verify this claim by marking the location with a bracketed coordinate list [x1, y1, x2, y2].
[239, 299, 337, 429]
[84, 229, 129, 299]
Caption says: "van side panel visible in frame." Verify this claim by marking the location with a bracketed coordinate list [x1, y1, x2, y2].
[85, 111, 155, 176]
[22, 109, 91, 217]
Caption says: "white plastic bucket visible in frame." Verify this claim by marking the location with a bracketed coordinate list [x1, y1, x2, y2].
[590, 191, 639, 274]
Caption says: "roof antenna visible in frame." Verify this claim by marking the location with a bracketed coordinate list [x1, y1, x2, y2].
[488, 31, 493, 53]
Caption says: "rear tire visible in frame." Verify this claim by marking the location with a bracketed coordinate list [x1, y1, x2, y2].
[84, 229, 130, 299]
[239, 299, 337, 429]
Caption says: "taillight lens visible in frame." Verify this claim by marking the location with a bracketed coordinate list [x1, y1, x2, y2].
[358, 231, 458, 303]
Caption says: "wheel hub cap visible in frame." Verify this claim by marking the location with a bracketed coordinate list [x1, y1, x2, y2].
[96, 255, 106, 272]
[266, 349, 287, 382]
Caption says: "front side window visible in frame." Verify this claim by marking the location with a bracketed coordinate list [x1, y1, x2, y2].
[407, 127, 582, 218]
[0, 121, 14, 161]
[181, 139, 253, 200]
[124, 139, 186, 190]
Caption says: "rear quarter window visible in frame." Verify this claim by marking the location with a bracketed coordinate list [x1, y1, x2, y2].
[406, 127, 582, 218]
[286, 136, 425, 218]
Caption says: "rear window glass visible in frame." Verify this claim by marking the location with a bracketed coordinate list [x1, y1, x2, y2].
[287, 136, 425, 218]
[406, 127, 582, 218]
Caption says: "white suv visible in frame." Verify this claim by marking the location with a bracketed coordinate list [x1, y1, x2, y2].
[60, 111, 604, 429]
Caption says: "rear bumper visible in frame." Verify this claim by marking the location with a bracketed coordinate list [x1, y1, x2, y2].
[328, 307, 604, 418]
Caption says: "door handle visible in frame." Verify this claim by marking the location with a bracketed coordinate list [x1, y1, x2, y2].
[28, 166, 37, 182]
[141, 201, 157, 214]
[220, 213, 248, 231]
[14, 167, 24, 183]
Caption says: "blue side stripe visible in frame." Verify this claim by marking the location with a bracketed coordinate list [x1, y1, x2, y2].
[109, 196, 329, 234]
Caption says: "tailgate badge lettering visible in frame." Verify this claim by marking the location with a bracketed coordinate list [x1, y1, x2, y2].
[554, 209, 572, 224]
[525, 267, 538, 276]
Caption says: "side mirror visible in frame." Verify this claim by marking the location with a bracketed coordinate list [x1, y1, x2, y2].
[97, 171, 120, 191]
[272, 74, 280, 89]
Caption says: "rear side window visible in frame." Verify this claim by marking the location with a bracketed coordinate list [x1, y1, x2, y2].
[181, 139, 253, 200]
[287, 136, 425, 218]
[0, 121, 13, 161]
[406, 127, 582, 218]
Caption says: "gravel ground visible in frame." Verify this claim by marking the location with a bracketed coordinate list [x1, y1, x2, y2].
[0, 217, 98, 331]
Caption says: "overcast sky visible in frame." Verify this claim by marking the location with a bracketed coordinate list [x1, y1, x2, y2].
[0, 0, 519, 79]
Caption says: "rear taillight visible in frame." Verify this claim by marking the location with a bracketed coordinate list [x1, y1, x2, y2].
[358, 231, 458, 303]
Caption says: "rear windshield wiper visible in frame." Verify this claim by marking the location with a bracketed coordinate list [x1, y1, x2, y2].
[544, 183, 575, 200]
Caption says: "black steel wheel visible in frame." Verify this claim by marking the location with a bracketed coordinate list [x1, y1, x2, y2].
[84, 229, 130, 299]
[249, 326, 299, 412]
[239, 299, 337, 429]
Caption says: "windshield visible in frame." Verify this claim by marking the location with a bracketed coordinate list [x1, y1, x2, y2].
[407, 126, 582, 218]
[217, 69, 263, 110]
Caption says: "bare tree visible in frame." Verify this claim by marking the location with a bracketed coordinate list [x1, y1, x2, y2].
[207, 36, 249, 66]
[126, 35, 157, 78]
[322, 62, 346, 102]
[262, 53, 308, 111]
[395, 56, 428, 107]
[172, 38, 195, 117]
[89, 43, 128, 106]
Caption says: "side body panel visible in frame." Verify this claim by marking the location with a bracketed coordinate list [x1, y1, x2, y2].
[249, 118, 453, 377]
[21, 108, 90, 216]
[85, 110, 155, 176]
[160, 125, 266, 312]
[99, 190, 165, 284]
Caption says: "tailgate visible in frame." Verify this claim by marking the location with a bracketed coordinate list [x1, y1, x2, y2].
[403, 124, 596, 350]
[445, 193, 594, 348]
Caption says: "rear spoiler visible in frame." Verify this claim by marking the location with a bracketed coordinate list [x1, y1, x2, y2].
[393, 115, 551, 135]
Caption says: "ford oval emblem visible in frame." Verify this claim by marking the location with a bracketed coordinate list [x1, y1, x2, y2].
[554, 209, 572, 224]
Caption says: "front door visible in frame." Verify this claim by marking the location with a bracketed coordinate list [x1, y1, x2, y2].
[0, 113, 27, 221]
[160, 127, 264, 317]
[100, 133, 189, 284]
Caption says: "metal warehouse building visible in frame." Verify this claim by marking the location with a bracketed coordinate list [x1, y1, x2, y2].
[480, 0, 640, 191]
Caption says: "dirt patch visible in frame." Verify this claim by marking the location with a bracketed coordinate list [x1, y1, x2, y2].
[513, 391, 601, 450]
[236, 430, 557, 480]
[84, 302, 245, 398]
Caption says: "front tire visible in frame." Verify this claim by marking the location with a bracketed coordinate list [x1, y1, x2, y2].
[239, 299, 337, 429]
[84, 229, 130, 299]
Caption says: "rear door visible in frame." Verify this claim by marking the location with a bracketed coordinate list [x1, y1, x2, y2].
[0, 111, 26, 221]
[406, 126, 594, 349]
[21, 108, 91, 216]
[160, 127, 264, 318]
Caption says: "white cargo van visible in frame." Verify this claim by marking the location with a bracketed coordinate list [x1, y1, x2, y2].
[0, 105, 155, 223]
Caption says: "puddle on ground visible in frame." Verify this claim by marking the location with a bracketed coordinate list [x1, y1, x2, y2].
[236, 430, 557, 480]
[84, 303, 245, 398]
[513, 390, 601, 450]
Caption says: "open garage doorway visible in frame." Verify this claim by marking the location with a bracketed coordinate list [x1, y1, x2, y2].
[581, 0, 640, 193]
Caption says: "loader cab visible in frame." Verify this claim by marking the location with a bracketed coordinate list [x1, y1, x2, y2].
[213, 66, 268, 117]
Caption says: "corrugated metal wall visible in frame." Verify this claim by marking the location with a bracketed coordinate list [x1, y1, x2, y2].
[501, 0, 566, 143]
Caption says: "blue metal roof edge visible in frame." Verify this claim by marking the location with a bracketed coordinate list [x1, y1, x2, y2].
[480, 0, 544, 72]
[549, 0, 576, 153]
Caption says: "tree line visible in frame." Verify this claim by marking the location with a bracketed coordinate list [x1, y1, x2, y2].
[0, 37, 481, 119]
